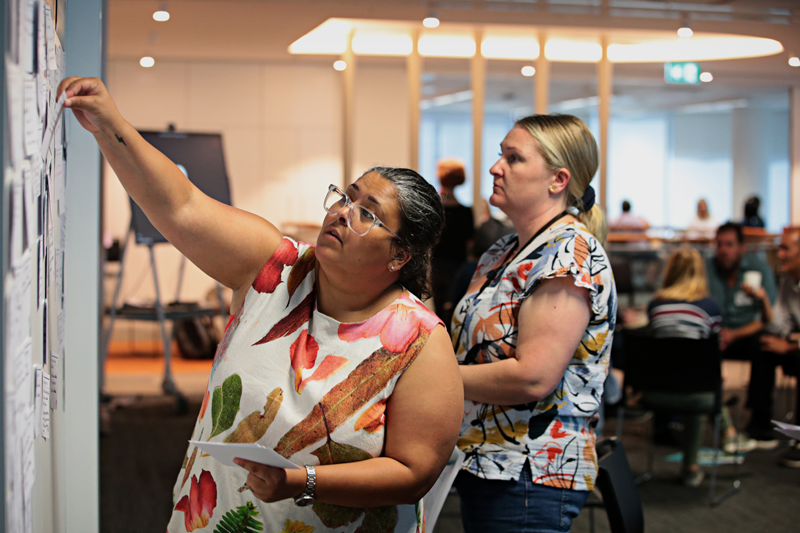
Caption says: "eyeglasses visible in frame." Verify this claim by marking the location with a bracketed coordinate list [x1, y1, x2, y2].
[323, 184, 403, 241]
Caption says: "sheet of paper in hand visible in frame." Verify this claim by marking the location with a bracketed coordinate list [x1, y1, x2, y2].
[188, 440, 301, 470]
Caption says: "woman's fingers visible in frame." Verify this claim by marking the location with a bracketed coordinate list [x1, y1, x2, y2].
[57, 76, 119, 134]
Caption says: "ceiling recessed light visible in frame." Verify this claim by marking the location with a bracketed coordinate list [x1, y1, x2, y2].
[423, 11, 440, 28]
[677, 18, 693, 38]
[153, 3, 169, 21]
[333, 60, 347, 71]
[699, 71, 713, 82]
[521, 66, 536, 77]
[140, 56, 155, 68]
[789, 56, 800, 67]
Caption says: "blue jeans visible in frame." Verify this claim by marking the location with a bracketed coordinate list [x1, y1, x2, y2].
[454, 464, 590, 533]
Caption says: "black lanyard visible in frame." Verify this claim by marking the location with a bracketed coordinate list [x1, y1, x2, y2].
[474, 210, 569, 297]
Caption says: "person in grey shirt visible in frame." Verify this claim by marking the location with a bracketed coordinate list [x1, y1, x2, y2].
[756, 228, 800, 467]
[706, 222, 776, 352]
[706, 222, 777, 446]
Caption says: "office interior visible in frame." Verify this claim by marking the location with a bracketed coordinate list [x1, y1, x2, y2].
[7, 0, 800, 531]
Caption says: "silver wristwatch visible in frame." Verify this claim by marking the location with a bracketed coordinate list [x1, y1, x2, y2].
[293, 465, 316, 507]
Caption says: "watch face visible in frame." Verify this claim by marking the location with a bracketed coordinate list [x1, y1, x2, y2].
[295, 495, 314, 507]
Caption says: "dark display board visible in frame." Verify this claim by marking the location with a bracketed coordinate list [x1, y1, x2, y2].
[132, 132, 232, 244]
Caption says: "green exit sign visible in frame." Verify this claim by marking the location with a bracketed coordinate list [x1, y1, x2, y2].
[664, 62, 701, 84]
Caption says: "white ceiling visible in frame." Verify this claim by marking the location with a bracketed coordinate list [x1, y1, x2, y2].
[107, 0, 800, 113]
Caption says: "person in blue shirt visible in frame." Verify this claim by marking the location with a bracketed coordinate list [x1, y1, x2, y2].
[706, 222, 777, 446]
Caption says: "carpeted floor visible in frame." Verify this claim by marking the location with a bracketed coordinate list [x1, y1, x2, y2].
[100, 392, 800, 533]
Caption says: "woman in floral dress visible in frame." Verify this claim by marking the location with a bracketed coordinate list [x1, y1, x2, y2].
[59, 77, 463, 533]
[451, 114, 616, 533]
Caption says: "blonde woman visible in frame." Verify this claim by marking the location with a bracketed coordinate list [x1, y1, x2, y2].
[646, 248, 755, 487]
[451, 114, 616, 532]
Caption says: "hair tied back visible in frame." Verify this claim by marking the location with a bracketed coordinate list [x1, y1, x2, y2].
[581, 186, 596, 212]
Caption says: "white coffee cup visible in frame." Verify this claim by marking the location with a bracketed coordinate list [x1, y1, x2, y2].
[743, 270, 762, 291]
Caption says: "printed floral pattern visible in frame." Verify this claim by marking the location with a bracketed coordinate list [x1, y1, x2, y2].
[174, 470, 217, 532]
[451, 222, 616, 491]
[168, 238, 439, 533]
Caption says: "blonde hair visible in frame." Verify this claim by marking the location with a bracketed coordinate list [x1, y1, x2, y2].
[653, 247, 710, 302]
[514, 114, 608, 243]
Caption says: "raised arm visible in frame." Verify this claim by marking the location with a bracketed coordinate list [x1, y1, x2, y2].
[58, 77, 282, 307]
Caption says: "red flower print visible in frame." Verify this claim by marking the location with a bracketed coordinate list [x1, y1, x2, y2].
[198, 390, 209, 421]
[354, 398, 387, 433]
[338, 293, 440, 353]
[174, 469, 217, 532]
[550, 420, 568, 439]
[290, 330, 319, 393]
[252, 239, 299, 294]
[298, 355, 349, 393]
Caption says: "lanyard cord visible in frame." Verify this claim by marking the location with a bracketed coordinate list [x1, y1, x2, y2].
[475, 210, 569, 297]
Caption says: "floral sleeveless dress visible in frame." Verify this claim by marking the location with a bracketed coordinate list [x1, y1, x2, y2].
[167, 238, 442, 533]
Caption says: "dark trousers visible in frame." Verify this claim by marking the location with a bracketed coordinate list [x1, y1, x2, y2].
[723, 333, 800, 431]
[748, 348, 800, 430]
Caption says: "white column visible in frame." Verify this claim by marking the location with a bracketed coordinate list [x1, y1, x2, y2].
[791, 86, 800, 225]
[472, 29, 486, 212]
[732, 107, 772, 223]
[342, 31, 356, 186]
[597, 35, 612, 210]
[63, 0, 103, 530]
[407, 30, 422, 171]
[535, 32, 549, 114]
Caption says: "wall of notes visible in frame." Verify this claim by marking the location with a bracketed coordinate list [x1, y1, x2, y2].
[4, 0, 68, 530]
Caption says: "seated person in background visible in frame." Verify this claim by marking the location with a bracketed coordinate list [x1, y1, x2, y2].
[685, 198, 719, 239]
[742, 196, 766, 229]
[609, 200, 650, 231]
[753, 227, 800, 467]
[706, 222, 777, 445]
[647, 248, 756, 487]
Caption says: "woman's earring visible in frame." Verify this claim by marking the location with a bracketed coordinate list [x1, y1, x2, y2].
[390, 265, 395, 272]
[549, 185, 557, 193]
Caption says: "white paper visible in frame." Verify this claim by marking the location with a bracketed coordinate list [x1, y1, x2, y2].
[6, 253, 32, 357]
[22, 166, 37, 249]
[22, 405, 34, 533]
[44, 4, 56, 71]
[13, 338, 33, 404]
[40, 90, 65, 160]
[21, 0, 34, 73]
[54, 146, 65, 215]
[772, 420, 800, 440]
[23, 74, 40, 156]
[6, 62, 25, 168]
[11, 173, 25, 263]
[41, 373, 50, 438]
[37, 0, 45, 77]
[33, 366, 42, 438]
[49, 351, 58, 410]
[188, 440, 301, 470]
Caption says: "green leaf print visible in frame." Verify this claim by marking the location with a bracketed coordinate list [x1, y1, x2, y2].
[210, 374, 243, 439]
[213, 501, 264, 533]
[309, 438, 396, 531]
[357, 506, 399, 533]
[311, 439, 372, 465]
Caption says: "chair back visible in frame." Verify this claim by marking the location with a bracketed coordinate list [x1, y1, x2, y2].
[623, 329, 721, 396]
[595, 437, 645, 533]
